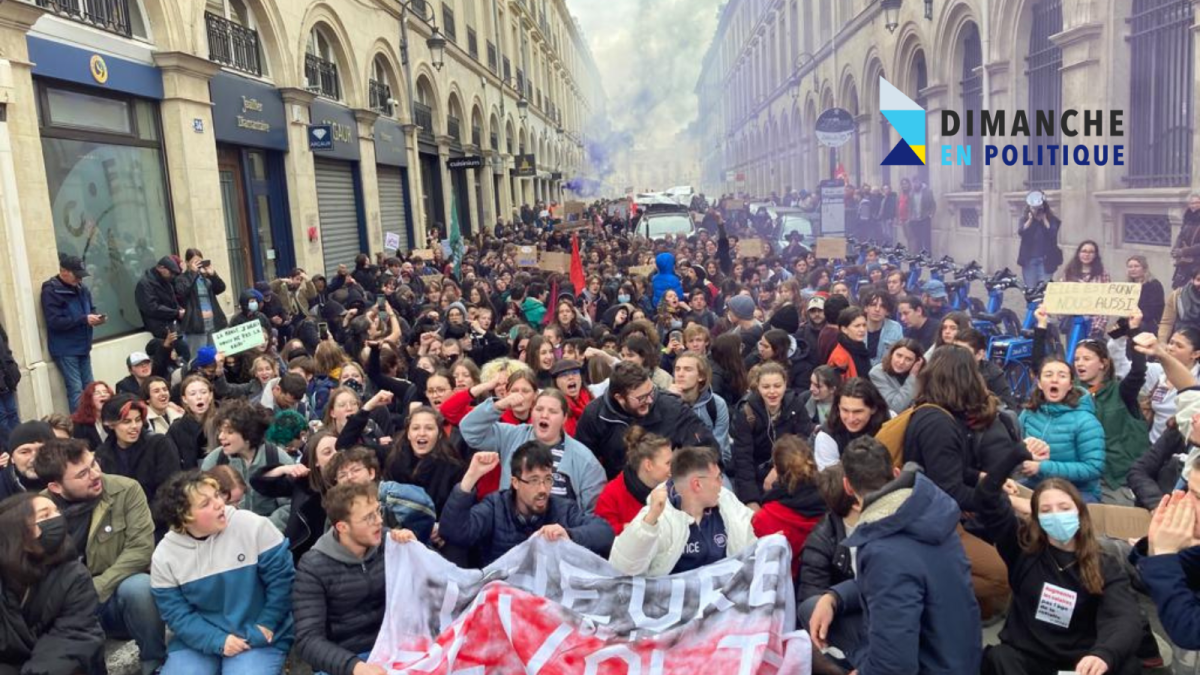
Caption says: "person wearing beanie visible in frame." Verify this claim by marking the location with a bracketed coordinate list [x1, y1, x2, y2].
[769, 303, 801, 335]
[0, 420, 55, 500]
[726, 294, 763, 356]
[817, 294, 852, 364]
[232, 288, 273, 335]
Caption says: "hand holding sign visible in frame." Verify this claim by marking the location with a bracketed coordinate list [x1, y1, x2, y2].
[1042, 282, 1143, 317]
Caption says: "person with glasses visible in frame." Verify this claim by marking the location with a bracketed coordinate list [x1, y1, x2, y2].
[610, 445, 757, 577]
[439, 442, 614, 567]
[150, 469, 295, 675]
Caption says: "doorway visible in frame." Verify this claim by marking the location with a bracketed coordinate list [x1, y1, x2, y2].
[217, 147, 253, 293]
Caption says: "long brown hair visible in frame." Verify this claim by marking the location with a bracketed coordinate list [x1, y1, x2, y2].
[1020, 479, 1105, 595]
[0, 493, 74, 590]
[882, 339, 924, 377]
[711, 333, 748, 394]
[1026, 357, 1084, 411]
[914, 346, 997, 429]
[773, 434, 817, 492]
[388, 406, 463, 471]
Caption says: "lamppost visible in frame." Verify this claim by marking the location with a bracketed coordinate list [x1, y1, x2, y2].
[881, 0, 902, 33]
[517, 96, 529, 121]
[398, 0, 445, 124]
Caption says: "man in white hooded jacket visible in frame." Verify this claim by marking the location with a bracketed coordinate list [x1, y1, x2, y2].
[609, 446, 757, 577]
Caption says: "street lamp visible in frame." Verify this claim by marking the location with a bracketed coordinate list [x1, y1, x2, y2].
[881, 0, 902, 33]
[517, 97, 529, 121]
[790, 51, 814, 101]
[427, 27, 447, 71]
[925, 0, 934, 20]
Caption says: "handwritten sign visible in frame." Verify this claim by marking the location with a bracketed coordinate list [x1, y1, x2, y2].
[564, 201, 587, 217]
[722, 199, 745, 212]
[815, 237, 848, 260]
[384, 232, 401, 251]
[516, 246, 539, 267]
[541, 252, 572, 274]
[410, 248, 435, 262]
[628, 264, 656, 278]
[212, 321, 266, 357]
[1043, 282, 1143, 317]
[739, 238, 766, 259]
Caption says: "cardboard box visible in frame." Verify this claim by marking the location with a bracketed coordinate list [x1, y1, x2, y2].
[739, 238, 766, 259]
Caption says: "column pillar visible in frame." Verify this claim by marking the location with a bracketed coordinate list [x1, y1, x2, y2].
[436, 138, 453, 233]
[279, 88, 322, 274]
[354, 108, 382, 255]
[464, 165, 480, 236]
[402, 123, 426, 245]
[481, 156, 498, 228]
[498, 152, 513, 222]
[1051, 20, 1107, 250]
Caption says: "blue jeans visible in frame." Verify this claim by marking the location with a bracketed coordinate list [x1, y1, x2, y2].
[55, 354, 93, 412]
[99, 573, 166, 674]
[1022, 257, 1049, 288]
[0, 390, 18, 450]
[160, 645, 286, 675]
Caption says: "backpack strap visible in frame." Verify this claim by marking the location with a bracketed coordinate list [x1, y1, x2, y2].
[706, 397, 717, 425]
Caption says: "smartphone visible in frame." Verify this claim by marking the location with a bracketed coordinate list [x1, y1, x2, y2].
[377, 296, 387, 310]
[200, 259, 212, 267]
[669, 330, 683, 344]
[318, 322, 329, 341]
[97, 314, 107, 321]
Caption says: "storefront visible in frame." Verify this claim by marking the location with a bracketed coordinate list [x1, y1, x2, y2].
[29, 37, 173, 342]
[209, 72, 292, 289]
[374, 118, 414, 255]
[310, 100, 365, 273]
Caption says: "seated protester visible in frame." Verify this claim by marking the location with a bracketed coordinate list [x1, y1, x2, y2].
[206, 465, 248, 509]
[260, 372, 310, 417]
[860, 288, 903, 367]
[142, 376, 184, 435]
[384, 406, 466, 515]
[438, 358, 533, 427]
[710, 333, 750, 410]
[826, 307, 871, 380]
[730, 362, 812, 508]
[70, 381, 113, 451]
[1136, 479, 1200, 660]
[550, 359, 591, 437]
[924, 311, 972, 361]
[150, 470, 295, 675]
[799, 465, 864, 668]
[671, 351, 732, 465]
[461, 389, 606, 513]
[800, 365, 841, 431]
[0, 492, 106, 674]
[816, 295, 851, 366]
[167, 375, 217, 470]
[266, 409, 311, 459]
[329, 388, 392, 462]
[609, 445, 756, 576]
[897, 295, 937, 352]
[953, 328, 1019, 411]
[0, 420, 55, 501]
[95, 394, 181, 506]
[183, 345, 261, 402]
[329, 446, 440, 543]
[576, 362, 720, 480]
[1018, 357, 1106, 502]
[812, 437, 982, 675]
[595, 427, 673, 536]
[250, 430, 338, 564]
[35, 438, 165, 674]
[751, 435, 826, 577]
[620, 334, 674, 390]
[293, 482, 392, 675]
[523, 335, 556, 389]
[1129, 415, 1188, 510]
[200, 400, 294, 532]
[977, 455, 1141, 675]
[1141, 326, 1200, 443]
[116, 350, 155, 396]
[813, 377, 891, 471]
[745, 327, 811, 392]
[868, 339, 924, 414]
[439, 445, 614, 566]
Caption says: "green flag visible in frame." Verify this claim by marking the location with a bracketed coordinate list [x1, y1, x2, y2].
[449, 184, 463, 280]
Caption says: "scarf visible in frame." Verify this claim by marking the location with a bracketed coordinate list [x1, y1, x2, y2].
[564, 388, 592, 437]
[48, 491, 100, 558]
[622, 467, 653, 506]
[837, 333, 872, 380]
[761, 479, 827, 517]
[1180, 284, 1200, 329]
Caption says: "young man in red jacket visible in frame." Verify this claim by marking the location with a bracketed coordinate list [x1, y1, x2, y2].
[594, 427, 672, 535]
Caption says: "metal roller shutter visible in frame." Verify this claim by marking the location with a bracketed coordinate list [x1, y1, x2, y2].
[376, 165, 411, 254]
[314, 158, 361, 274]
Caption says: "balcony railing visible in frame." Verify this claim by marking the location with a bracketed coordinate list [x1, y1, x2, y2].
[205, 12, 262, 76]
[516, 69, 525, 95]
[447, 116, 461, 145]
[442, 4, 456, 42]
[37, 0, 131, 37]
[369, 79, 393, 116]
[471, 125, 482, 147]
[410, 0, 427, 16]
[414, 102, 434, 141]
[304, 53, 341, 100]
[487, 42, 498, 73]
[490, 131, 499, 150]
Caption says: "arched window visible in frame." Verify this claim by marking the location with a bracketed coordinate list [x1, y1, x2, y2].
[369, 57, 396, 117]
[40, 0, 148, 39]
[447, 95, 464, 146]
[415, 77, 436, 141]
[305, 27, 341, 100]
[1027, 0, 1062, 190]
[961, 23, 983, 190]
[1128, 0, 1194, 187]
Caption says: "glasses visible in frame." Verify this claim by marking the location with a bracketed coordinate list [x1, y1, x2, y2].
[357, 507, 384, 526]
[515, 475, 555, 488]
[337, 464, 367, 481]
[630, 388, 656, 405]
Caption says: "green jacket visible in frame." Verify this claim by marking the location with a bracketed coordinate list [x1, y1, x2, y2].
[521, 297, 546, 326]
[1092, 379, 1150, 490]
[45, 474, 154, 603]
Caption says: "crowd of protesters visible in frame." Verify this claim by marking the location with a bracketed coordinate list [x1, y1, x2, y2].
[6, 190, 1200, 675]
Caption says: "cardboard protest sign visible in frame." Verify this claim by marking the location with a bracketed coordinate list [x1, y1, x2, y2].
[563, 200, 587, 217]
[739, 238, 766, 259]
[815, 237, 848, 260]
[1042, 282, 1143, 317]
[515, 246, 539, 267]
[410, 248, 436, 262]
[628, 264, 656, 278]
[722, 198, 745, 212]
[212, 321, 266, 357]
[368, 536, 811, 674]
[540, 251, 571, 274]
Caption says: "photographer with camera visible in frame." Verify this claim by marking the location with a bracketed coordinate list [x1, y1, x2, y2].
[175, 248, 228, 360]
[1016, 191, 1063, 289]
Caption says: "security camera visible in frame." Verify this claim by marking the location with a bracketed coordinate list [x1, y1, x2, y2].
[387, 98, 399, 107]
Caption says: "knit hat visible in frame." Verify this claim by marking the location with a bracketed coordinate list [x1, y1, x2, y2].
[727, 295, 756, 321]
[6, 421, 54, 451]
[265, 410, 309, 447]
[768, 304, 801, 335]
[193, 345, 218, 368]
[447, 301, 468, 317]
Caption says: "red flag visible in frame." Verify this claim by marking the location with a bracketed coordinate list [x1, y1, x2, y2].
[570, 234, 586, 297]
[544, 278, 557, 327]
[834, 163, 847, 182]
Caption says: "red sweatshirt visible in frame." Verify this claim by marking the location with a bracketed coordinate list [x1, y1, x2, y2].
[594, 473, 646, 536]
[751, 502, 822, 577]
[438, 390, 527, 499]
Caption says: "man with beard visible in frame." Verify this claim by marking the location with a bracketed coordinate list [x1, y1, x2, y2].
[439, 443, 614, 565]
[0, 420, 56, 500]
[35, 439, 165, 675]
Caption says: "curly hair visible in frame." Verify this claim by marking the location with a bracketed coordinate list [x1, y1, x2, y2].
[154, 470, 222, 533]
[213, 400, 272, 449]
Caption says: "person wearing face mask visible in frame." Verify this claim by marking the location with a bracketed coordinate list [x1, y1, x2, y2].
[978, 449, 1142, 675]
[34, 438, 164, 675]
[0, 420, 56, 500]
[0, 492, 106, 674]
[594, 427, 673, 536]
[232, 288, 273, 335]
[1018, 357, 1107, 501]
[730, 363, 812, 509]
[95, 394, 181, 506]
[461, 389, 606, 513]
[813, 378, 892, 471]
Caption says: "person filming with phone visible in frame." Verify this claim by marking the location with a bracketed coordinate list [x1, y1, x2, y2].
[175, 248, 229, 359]
[1017, 191, 1063, 289]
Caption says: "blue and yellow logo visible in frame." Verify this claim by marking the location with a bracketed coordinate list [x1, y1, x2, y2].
[89, 55, 108, 84]
[880, 77, 925, 166]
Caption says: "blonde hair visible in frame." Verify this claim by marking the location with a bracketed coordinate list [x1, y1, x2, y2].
[480, 357, 532, 383]
[1126, 255, 1155, 284]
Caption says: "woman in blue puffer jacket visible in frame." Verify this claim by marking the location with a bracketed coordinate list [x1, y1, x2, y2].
[1017, 355, 1107, 501]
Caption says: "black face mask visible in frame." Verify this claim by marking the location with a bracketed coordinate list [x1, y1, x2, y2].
[344, 379, 364, 396]
[37, 515, 66, 552]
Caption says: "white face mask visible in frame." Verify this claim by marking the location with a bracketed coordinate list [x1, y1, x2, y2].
[248, 301, 259, 312]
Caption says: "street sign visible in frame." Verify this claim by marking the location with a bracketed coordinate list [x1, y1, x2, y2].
[514, 153, 537, 177]
[815, 108, 855, 148]
[308, 124, 333, 150]
[447, 156, 484, 170]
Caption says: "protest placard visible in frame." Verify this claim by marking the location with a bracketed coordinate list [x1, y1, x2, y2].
[563, 200, 587, 217]
[384, 232, 401, 251]
[815, 237, 848, 260]
[540, 251, 571, 273]
[739, 238, 766, 258]
[722, 198, 745, 212]
[1042, 282, 1143, 317]
[212, 321, 266, 357]
[515, 246, 539, 267]
[410, 248, 436, 262]
[628, 264, 656, 278]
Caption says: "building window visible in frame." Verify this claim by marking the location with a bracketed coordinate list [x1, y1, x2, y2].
[369, 58, 394, 117]
[305, 29, 341, 100]
[442, 4, 456, 42]
[1027, 0, 1063, 190]
[36, 0, 148, 39]
[468, 27, 479, 59]
[1123, 214, 1173, 246]
[204, 0, 263, 76]
[36, 81, 175, 341]
[959, 207, 980, 229]
[960, 23, 983, 191]
[1127, 0, 1194, 188]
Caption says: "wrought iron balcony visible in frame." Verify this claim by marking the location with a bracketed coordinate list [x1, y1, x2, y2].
[205, 12, 262, 76]
[414, 102, 434, 140]
[369, 79, 393, 116]
[471, 125, 482, 147]
[304, 53, 341, 100]
[37, 0, 131, 37]
[447, 116, 461, 145]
